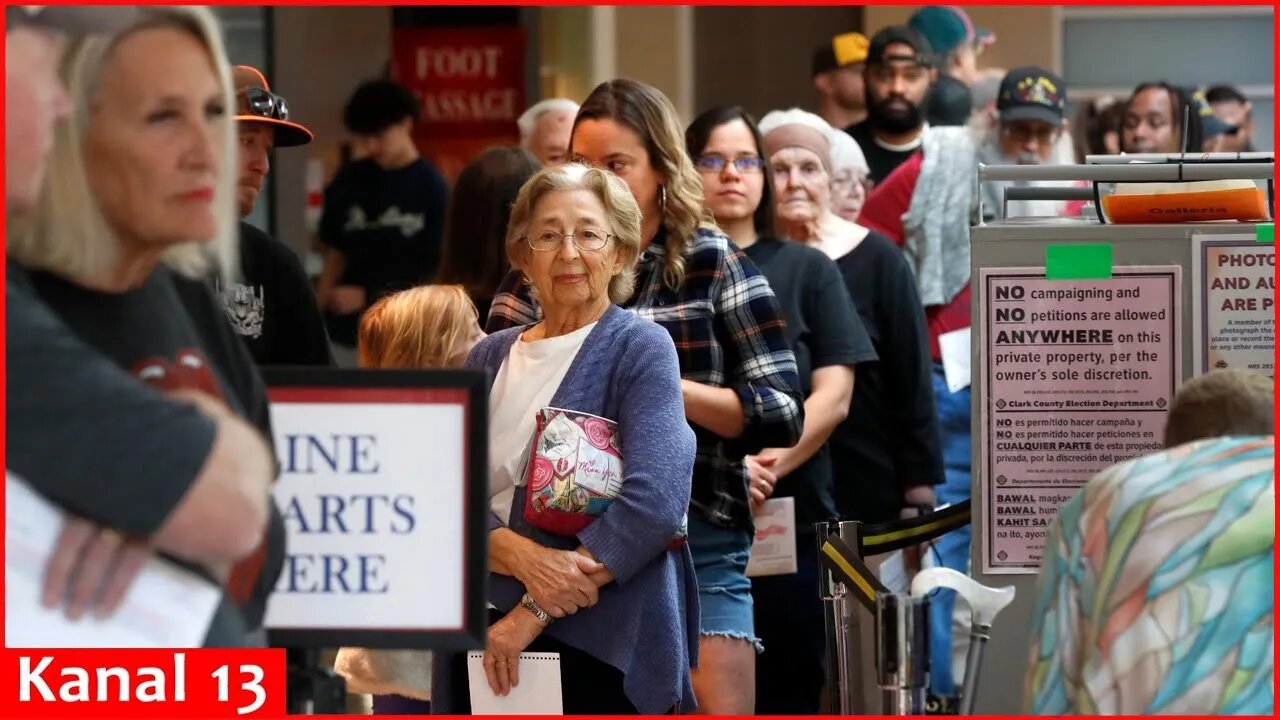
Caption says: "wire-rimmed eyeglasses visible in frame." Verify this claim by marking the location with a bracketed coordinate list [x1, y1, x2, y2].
[526, 228, 613, 252]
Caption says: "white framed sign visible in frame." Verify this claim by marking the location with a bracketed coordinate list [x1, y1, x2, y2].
[261, 368, 488, 651]
[1191, 233, 1275, 376]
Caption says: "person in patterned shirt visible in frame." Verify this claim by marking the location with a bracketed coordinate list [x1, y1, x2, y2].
[1025, 369, 1274, 714]
[486, 78, 803, 715]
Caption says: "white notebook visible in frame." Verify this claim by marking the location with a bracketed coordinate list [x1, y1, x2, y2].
[5, 473, 221, 648]
[467, 651, 563, 715]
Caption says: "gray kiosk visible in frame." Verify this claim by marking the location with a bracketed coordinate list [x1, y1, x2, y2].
[967, 158, 1274, 714]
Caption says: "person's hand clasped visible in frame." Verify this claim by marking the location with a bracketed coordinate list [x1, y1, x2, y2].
[746, 455, 779, 511]
[483, 609, 544, 696]
[42, 517, 152, 620]
[515, 545, 602, 618]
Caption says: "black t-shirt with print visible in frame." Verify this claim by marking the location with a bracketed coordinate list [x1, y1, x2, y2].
[743, 238, 877, 532]
[222, 221, 334, 367]
[26, 264, 287, 646]
[829, 231, 944, 524]
[319, 157, 449, 346]
[845, 120, 921, 186]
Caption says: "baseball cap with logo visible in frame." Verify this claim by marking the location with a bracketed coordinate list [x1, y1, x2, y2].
[812, 32, 870, 77]
[6, 5, 139, 34]
[909, 6, 995, 57]
[997, 66, 1067, 127]
[1191, 88, 1236, 139]
[233, 66, 313, 147]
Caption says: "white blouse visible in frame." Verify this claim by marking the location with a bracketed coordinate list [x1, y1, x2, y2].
[487, 321, 596, 524]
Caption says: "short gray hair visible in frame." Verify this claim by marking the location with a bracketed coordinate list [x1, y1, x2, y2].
[517, 98, 580, 146]
[505, 163, 641, 305]
[8, 6, 239, 285]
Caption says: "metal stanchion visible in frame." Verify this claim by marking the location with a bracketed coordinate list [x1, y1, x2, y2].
[817, 519, 864, 715]
[818, 502, 977, 715]
[876, 593, 930, 715]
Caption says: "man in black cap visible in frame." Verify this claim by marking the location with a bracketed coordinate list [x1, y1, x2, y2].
[975, 66, 1073, 214]
[812, 31, 870, 131]
[222, 65, 334, 367]
[845, 26, 937, 184]
[1205, 85, 1255, 153]
[7, 6, 278, 644]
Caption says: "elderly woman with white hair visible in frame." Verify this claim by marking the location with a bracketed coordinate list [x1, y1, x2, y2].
[434, 162, 699, 715]
[827, 129, 872, 223]
[759, 108, 944, 549]
[517, 97, 580, 167]
[7, 5, 285, 644]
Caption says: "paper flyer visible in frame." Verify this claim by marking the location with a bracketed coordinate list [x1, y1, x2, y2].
[978, 266, 1181, 574]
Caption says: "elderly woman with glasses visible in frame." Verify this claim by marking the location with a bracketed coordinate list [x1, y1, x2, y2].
[489, 79, 804, 716]
[432, 163, 699, 715]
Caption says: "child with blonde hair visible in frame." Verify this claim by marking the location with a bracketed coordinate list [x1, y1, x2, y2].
[337, 284, 483, 714]
[358, 285, 485, 370]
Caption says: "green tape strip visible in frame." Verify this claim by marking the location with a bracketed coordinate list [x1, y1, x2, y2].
[1257, 223, 1274, 242]
[1046, 243, 1113, 280]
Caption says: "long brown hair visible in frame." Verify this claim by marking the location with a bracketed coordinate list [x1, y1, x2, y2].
[435, 147, 541, 304]
[574, 78, 713, 289]
[358, 285, 479, 369]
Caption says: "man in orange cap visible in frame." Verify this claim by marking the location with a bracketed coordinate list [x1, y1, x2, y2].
[222, 65, 333, 366]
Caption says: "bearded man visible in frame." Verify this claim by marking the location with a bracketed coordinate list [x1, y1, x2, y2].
[857, 65, 1074, 702]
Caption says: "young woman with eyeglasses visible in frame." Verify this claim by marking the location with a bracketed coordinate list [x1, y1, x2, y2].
[686, 105, 876, 714]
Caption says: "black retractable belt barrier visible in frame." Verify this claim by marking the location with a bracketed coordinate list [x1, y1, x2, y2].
[857, 500, 972, 557]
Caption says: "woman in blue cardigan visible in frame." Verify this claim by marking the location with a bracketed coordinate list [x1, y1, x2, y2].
[433, 163, 699, 714]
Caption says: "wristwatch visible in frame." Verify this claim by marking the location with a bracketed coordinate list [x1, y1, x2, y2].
[520, 593, 552, 627]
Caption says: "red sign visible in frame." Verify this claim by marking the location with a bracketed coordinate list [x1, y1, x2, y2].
[391, 27, 526, 181]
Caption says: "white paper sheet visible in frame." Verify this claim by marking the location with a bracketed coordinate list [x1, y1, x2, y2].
[746, 497, 797, 577]
[878, 550, 910, 594]
[467, 651, 563, 715]
[939, 327, 972, 393]
[5, 473, 221, 648]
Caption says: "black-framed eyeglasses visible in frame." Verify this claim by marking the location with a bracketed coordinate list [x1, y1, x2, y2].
[240, 86, 290, 121]
[696, 155, 766, 174]
[526, 229, 613, 252]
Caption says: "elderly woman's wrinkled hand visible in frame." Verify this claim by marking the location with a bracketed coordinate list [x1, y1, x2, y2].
[515, 545, 603, 617]
[483, 609, 544, 696]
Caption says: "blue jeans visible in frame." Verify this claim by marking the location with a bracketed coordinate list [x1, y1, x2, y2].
[687, 513, 760, 651]
[929, 365, 972, 696]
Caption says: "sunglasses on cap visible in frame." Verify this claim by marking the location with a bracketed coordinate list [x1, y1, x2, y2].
[240, 86, 290, 121]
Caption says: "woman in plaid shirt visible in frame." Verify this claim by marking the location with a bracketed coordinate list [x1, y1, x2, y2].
[486, 79, 804, 714]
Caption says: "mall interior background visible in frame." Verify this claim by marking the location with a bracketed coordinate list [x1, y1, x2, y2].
[212, 4, 1276, 271]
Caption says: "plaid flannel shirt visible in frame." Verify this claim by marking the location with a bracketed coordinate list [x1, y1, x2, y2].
[487, 227, 803, 529]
